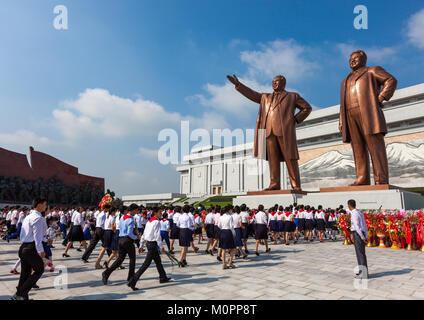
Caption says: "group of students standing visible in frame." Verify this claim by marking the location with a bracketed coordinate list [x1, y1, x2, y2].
[3, 198, 347, 300]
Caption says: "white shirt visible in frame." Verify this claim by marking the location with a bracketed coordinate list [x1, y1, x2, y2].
[160, 219, 170, 231]
[6, 211, 12, 221]
[20, 210, 45, 254]
[255, 211, 268, 225]
[297, 210, 305, 219]
[177, 212, 193, 229]
[305, 210, 314, 220]
[240, 211, 249, 223]
[115, 215, 121, 230]
[218, 213, 235, 231]
[18, 211, 26, 224]
[213, 213, 221, 226]
[232, 213, 242, 228]
[316, 211, 325, 219]
[284, 211, 293, 221]
[104, 214, 115, 230]
[276, 211, 284, 221]
[140, 217, 163, 249]
[269, 212, 277, 221]
[59, 212, 66, 224]
[72, 211, 84, 227]
[173, 212, 181, 226]
[205, 212, 214, 224]
[96, 211, 106, 229]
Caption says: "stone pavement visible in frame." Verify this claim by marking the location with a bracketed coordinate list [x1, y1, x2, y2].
[1, 237, 424, 300]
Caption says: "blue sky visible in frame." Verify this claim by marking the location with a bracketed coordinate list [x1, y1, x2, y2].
[0, 0, 423, 196]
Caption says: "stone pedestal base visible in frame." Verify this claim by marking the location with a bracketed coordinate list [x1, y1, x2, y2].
[233, 188, 424, 210]
[247, 189, 307, 196]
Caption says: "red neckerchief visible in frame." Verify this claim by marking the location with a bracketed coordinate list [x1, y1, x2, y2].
[162, 219, 167, 222]
[123, 214, 132, 221]
[194, 215, 199, 219]
[330, 214, 335, 217]
[299, 209, 304, 213]
[277, 211, 283, 215]
[285, 211, 290, 217]
[149, 216, 159, 223]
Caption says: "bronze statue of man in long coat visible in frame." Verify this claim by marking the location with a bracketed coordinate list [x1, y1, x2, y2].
[227, 74, 312, 191]
[339, 50, 397, 185]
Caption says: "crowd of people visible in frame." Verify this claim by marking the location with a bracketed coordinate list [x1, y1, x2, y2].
[1, 198, 352, 300]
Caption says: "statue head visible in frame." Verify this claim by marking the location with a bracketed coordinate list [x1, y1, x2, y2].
[349, 50, 367, 71]
[272, 75, 286, 92]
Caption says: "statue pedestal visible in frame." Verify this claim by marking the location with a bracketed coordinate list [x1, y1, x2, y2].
[233, 187, 424, 209]
[247, 189, 307, 196]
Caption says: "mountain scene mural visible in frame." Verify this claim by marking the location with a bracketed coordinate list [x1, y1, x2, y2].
[299, 140, 424, 190]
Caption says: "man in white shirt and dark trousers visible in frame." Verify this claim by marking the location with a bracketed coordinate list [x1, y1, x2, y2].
[348, 199, 369, 279]
[127, 208, 171, 291]
[11, 198, 47, 300]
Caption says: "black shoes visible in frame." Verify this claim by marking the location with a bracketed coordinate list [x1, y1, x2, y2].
[101, 272, 108, 285]
[62, 253, 70, 258]
[217, 256, 222, 262]
[160, 277, 171, 283]
[127, 282, 139, 291]
[76, 248, 82, 252]
[255, 251, 259, 256]
[81, 258, 88, 263]
[33, 284, 40, 289]
[119, 265, 125, 269]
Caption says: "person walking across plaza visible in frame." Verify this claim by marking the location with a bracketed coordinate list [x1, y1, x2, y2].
[127, 208, 171, 291]
[81, 205, 110, 263]
[254, 205, 270, 256]
[348, 199, 369, 279]
[102, 204, 139, 285]
[10, 198, 47, 300]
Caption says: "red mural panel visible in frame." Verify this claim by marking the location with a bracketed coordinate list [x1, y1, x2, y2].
[0, 146, 104, 191]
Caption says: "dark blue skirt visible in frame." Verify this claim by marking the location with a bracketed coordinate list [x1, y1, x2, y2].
[213, 225, 221, 240]
[283, 221, 292, 232]
[277, 221, 284, 232]
[269, 220, 278, 232]
[316, 219, 326, 231]
[170, 225, 180, 239]
[219, 229, 235, 249]
[102, 230, 114, 248]
[241, 223, 249, 239]
[205, 224, 214, 238]
[69, 225, 84, 242]
[194, 227, 202, 235]
[111, 230, 119, 251]
[305, 219, 314, 231]
[298, 218, 306, 231]
[179, 228, 191, 247]
[255, 223, 268, 240]
[234, 228, 243, 247]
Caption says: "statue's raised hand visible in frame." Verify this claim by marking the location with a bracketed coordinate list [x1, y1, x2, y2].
[226, 74, 240, 86]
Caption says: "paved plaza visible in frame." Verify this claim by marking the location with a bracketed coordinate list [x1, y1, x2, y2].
[1, 237, 424, 300]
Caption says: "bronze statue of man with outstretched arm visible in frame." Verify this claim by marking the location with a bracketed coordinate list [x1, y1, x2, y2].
[227, 74, 312, 191]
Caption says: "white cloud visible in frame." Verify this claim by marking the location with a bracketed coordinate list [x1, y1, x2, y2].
[407, 8, 424, 49]
[0, 130, 51, 147]
[187, 77, 271, 115]
[52, 88, 230, 141]
[240, 39, 319, 82]
[139, 147, 158, 159]
[336, 43, 397, 63]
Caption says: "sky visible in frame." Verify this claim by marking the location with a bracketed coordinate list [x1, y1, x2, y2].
[0, 0, 424, 197]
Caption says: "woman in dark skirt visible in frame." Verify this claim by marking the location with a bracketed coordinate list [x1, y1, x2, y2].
[304, 206, 314, 242]
[62, 207, 87, 257]
[204, 207, 215, 255]
[297, 205, 306, 240]
[232, 206, 247, 259]
[210, 206, 222, 260]
[276, 206, 284, 242]
[254, 205, 270, 256]
[177, 205, 194, 267]
[239, 204, 250, 254]
[169, 207, 181, 254]
[96, 208, 116, 269]
[315, 205, 326, 242]
[268, 210, 278, 244]
[218, 205, 236, 269]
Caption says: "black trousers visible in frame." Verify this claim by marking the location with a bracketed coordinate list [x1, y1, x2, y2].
[82, 227, 111, 260]
[129, 241, 167, 286]
[103, 237, 136, 281]
[16, 242, 44, 299]
[353, 231, 368, 269]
